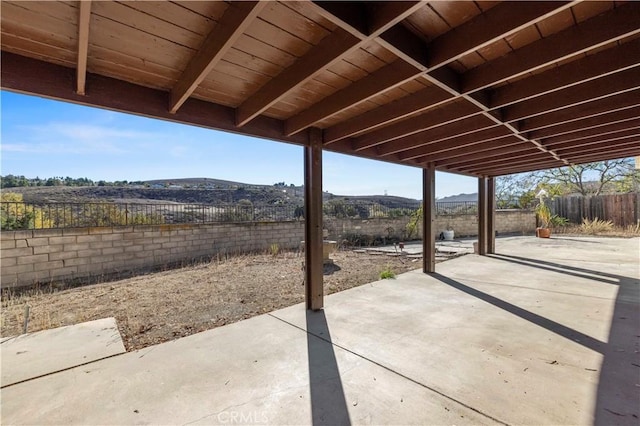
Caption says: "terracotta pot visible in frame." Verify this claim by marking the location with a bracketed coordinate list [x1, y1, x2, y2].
[536, 227, 551, 238]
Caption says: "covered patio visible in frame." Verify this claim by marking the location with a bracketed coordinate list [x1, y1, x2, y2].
[2, 236, 638, 424]
[1, 2, 640, 424]
[2, 0, 640, 309]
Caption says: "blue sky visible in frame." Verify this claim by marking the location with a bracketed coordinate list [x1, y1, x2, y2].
[0, 91, 477, 199]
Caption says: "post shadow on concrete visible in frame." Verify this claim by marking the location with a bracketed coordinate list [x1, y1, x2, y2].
[430, 273, 606, 353]
[305, 310, 351, 426]
[490, 253, 620, 283]
[486, 253, 640, 424]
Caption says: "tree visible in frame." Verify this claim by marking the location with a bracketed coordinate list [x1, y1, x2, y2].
[0, 192, 51, 229]
[497, 158, 639, 203]
[539, 159, 638, 196]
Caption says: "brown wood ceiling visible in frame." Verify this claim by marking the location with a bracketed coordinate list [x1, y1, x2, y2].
[2, 1, 639, 177]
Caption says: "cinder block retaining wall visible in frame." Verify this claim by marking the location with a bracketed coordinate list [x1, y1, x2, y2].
[1, 222, 305, 289]
[326, 210, 535, 240]
[1, 210, 534, 289]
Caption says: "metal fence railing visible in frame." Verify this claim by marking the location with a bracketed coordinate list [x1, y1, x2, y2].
[0, 200, 483, 230]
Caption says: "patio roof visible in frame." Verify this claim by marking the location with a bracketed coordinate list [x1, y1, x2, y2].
[1, 1, 639, 177]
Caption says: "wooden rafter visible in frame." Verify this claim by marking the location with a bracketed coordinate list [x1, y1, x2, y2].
[541, 120, 640, 146]
[76, 0, 92, 95]
[285, 60, 421, 136]
[410, 131, 520, 163]
[461, 3, 640, 93]
[351, 99, 480, 151]
[502, 67, 640, 122]
[169, 1, 265, 114]
[434, 142, 536, 168]
[520, 90, 640, 133]
[425, 1, 575, 69]
[553, 137, 640, 155]
[489, 38, 640, 108]
[323, 85, 452, 144]
[400, 127, 514, 161]
[375, 115, 497, 157]
[528, 106, 640, 140]
[1, 52, 309, 146]
[2, 1, 639, 178]
[237, 1, 426, 128]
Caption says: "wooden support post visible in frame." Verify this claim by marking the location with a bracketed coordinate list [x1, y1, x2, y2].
[478, 177, 488, 255]
[487, 177, 496, 254]
[305, 128, 324, 310]
[423, 165, 436, 273]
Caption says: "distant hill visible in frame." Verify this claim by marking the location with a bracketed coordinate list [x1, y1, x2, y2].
[437, 193, 477, 202]
[7, 177, 421, 208]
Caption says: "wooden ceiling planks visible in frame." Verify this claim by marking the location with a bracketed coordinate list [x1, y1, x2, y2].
[1, 0, 639, 178]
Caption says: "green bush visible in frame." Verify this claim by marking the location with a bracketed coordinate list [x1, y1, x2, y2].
[379, 266, 396, 280]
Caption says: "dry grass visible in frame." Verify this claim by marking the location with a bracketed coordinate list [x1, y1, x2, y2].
[579, 217, 614, 234]
[1, 250, 425, 350]
[553, 219, 639, 237]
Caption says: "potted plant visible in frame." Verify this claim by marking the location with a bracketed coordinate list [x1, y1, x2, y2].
[442, 223, 454, 241]
[535, 189, 552, 238]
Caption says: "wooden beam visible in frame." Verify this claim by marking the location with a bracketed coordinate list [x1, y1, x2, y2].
[285, 60, 421, 136]
[547, 129, 640, 151]
[478, 177, 488, 256]
[528, 106, 640, 140]
[351, 100, 480, 151]
[305, 128, 324, 311]
[449, 149, 553, 170]
[377, 24, 429, 71]
[541, 119, 640, 145]
[323, 85, 452, 144]
[435, 142, 537, 168]
[462, 155, 562, 174]
[423, 164, 436, 273]
[169, 1, 265, 114]
[502, 67, 640, 122]
[462, 3, 640, 93]
[490, 39, 640, 108]
[465, 158, 565, 176]
[312, 1, 425, 39]
[487, 177, 496, 254]
[1, 52, 309, 146]
[375, 115, 497, 157]
[236, 29, 360, 126]
[400, 126, 512, 161]
[427, 1, 574, 68]
[367, 1, 427, 35]
[235, 1, 426, 130]
[564, 148, 640, 164]
[554, 139, 640, 157]
[519, 89, 640, 133]
[312, 1, 368, 38]
[76, 0, 91, 95]
[416, 136, 522, 166]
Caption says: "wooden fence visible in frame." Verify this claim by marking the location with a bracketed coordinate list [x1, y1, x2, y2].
[550, 193, 639, 226]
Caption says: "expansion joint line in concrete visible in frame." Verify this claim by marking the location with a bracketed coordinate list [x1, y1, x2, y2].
[0, 352, 125, 390]
[268, 313, 511, 426]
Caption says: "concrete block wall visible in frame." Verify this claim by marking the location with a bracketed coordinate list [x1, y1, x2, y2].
[1, 221, 304, 289]
[1, 211, 534, 289]
[324, 210, 535, 241]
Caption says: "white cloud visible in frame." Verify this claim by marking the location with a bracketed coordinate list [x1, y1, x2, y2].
[2, 121, 172, 155]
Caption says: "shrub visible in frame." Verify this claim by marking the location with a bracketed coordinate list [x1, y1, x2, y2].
[379, 266, 396, 280]
[549, 215, 569, 228]
[0, 192, 52, 229]
[579, 217, 614, 234]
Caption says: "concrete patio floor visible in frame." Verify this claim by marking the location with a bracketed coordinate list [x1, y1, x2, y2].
[1, 236, 638, 425]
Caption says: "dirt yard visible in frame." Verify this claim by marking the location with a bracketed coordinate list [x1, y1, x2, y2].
[1, 250, 443, 351]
